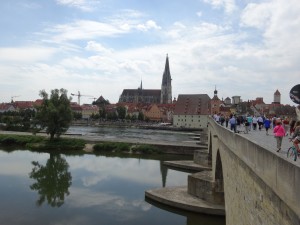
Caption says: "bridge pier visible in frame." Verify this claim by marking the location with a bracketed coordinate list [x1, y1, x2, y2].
[145, 131, 226, 216]
[188, 170, 224, 205]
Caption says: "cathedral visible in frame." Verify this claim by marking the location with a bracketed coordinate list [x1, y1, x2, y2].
[118, 55, 172, 104]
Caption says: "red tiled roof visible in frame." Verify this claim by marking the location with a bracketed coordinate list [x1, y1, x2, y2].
[174, 94, 211, 115]
[13, 101, 34, 109]
[212, 95, 220, 100]
[0, 103, 15, 111]
[81, 104, 99, 110]
[34, 99, 43, 106]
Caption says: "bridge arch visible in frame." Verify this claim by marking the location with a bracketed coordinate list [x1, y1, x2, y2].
[215, 150, 224, 193]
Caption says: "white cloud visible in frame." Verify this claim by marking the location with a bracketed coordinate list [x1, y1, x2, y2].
[165, 22, 187, 39]
[203, 0, 237, 14]
[56, 0, 100, 11]
[136, 20, 161, 31]
[0, 47, 57, 62]
[240, 3, 272, 29]
[240, 0, 300, 68]
[85, 41, 113, 54]
[46, 20, 126, 42]
[44, 18, 161, 43]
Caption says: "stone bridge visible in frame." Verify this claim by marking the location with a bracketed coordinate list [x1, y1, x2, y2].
[208, 116, 300, 225]
[146, 117, 300, 225]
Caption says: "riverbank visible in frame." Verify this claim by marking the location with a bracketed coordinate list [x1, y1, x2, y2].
[0, 128, 207, 155]
[72, 120, 205, 132]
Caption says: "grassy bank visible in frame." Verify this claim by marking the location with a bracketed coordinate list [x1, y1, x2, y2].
[0, 134, 86, 151]
[0, 133, 196, 156]
[0, 134, 160, 154]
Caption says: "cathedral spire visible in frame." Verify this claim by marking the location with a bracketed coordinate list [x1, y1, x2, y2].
[161, 54, 172, 104]
[162, 54, 171, 85]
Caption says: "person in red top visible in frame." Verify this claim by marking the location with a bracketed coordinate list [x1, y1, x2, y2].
[273, 121, 285, 152]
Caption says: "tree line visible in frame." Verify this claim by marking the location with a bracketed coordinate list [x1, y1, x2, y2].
[0, 88, 147, 140]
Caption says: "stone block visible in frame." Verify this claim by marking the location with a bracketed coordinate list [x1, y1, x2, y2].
[193, 150, 211, 166]
[187, 171, 224, 205]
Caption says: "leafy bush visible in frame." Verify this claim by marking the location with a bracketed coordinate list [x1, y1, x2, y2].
[132, 145, 161, 154]
[0, 134, 45, 146]
[93, 143, 116, 152]
[115, 143, 130, 152]
[27, 138, 86, 151]
[0, 137, 17, 145]
[0, 134, 85, 151]
[93, 142, 130, 152]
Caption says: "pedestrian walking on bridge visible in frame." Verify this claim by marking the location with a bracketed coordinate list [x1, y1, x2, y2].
[273, 121, 285, 152]
[264, 117, 271, 135]
[229, 115, 237, 133]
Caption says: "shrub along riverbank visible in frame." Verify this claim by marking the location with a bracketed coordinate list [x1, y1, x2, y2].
[93, 142, 162, 154]
[0, 134, 162, 154]
[0, 134, 86, 151]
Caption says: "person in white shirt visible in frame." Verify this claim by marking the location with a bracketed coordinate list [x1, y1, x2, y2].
[257, 116, 264, 131]
[252, 116, 258, 130]
[214, 113, 220, 124]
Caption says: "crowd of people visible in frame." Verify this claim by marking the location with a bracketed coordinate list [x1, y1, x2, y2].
[213, 113, 300, 154]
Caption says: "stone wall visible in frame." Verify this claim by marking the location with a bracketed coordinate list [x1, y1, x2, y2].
[208, 117, 300, 225]
[220, 142, 299, 225]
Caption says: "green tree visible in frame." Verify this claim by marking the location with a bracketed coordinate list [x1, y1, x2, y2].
[34, 88, 73, 140]
[20, 108, 35, 130]
[125, 114, 131, 120]
[107, 112, 118, 120]
[99, 106, 106, 119]
[138, 111, 144, 121]
[91, 113, 100, 120]
[116, 106, 126, 120]
[131, 114, 137, 121]
[73, 112, 82, 120]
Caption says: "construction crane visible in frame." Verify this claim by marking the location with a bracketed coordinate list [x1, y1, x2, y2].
[71, 91, 92, 105]
[11, 95, 20, 103]
[89, 97, 97, 102]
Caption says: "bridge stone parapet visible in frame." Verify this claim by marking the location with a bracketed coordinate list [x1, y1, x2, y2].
[208, 117, 300, 225]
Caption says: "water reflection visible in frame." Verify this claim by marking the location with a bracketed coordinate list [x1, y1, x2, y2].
[29, 154, 72, 207]
[160, 161, 168, 187]
[0, 149, 224, 225]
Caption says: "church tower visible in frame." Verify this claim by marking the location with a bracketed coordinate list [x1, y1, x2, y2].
[273, 89, 281, 104]
[211, 86, 221, 114]
[161, 54, 172, 104]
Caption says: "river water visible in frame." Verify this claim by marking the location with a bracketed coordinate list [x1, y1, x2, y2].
[67, 126, 200, 146]
[0, 127, 224, 225]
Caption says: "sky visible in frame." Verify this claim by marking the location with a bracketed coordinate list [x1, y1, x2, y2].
[0, 0, 299, 105]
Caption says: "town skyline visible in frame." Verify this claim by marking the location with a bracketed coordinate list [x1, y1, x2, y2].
[1, 87, 295, 108]
[0, 0, 299, 105]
